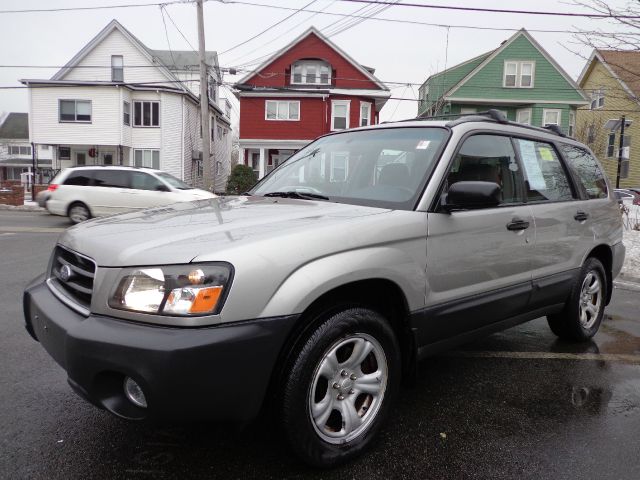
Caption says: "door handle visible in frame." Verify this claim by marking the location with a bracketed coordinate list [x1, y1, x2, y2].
[574, 211, 589, 222]
[506, 218, 530, 231]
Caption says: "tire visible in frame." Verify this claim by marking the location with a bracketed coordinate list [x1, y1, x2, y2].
[547, 257, 607, 342]
[281, 307, 400, 468]
[68, 202, 91, 224]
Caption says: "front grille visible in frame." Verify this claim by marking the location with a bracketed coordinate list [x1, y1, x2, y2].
[49, 246, 96, 311]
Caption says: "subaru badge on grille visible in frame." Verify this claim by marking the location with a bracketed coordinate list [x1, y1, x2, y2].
[59, 265, 73, 282]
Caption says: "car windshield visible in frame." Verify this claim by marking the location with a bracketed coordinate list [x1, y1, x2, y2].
[155, 172, 192, 190]
[251, 127, 448, 210]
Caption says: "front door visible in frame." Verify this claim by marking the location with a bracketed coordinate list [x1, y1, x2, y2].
[75, 151, 87, 167]
[422, 134, 534, 343]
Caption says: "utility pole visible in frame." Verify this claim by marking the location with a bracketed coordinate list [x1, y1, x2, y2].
[616, 115, 626, 189]
[197, 0, 212, 191]
[31, 141, 36, 201]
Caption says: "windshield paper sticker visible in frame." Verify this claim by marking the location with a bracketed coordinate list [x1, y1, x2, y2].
[416, 140, 431, 150]
[518, 139, 546, 191]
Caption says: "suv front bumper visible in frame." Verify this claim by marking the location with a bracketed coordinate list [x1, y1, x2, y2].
[24, 277, 298, 421]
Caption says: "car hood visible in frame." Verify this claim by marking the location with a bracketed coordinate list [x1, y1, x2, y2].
[59, 196, 391, 266]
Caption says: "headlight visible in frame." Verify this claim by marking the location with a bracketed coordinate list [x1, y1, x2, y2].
[109, 264, 232, 316]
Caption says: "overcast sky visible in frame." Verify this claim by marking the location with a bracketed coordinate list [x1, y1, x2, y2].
[0, 0, 631, 124]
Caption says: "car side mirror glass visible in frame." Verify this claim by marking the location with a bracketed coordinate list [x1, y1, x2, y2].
[441, 181, 501, 212]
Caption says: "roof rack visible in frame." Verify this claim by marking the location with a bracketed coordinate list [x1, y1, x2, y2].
[389, 109, 569, 138]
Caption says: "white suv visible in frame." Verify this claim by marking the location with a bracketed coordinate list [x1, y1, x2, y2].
[46, 166, 215, 223]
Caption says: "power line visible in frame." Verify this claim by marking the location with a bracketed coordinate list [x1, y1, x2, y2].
[225, 0, 339, 66]
[162, 3, 198, 53]
[218, 0, 318, 56]
[0, 0, 193, 14]
[212, 1, 637, 37]
[337, 0, 640, 19]
[159, 5, 178, 69]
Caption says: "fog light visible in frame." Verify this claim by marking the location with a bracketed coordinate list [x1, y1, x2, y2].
[123, 377, 147, 408]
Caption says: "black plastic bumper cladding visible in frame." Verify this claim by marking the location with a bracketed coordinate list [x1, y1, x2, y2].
[24, 279, 299, 422]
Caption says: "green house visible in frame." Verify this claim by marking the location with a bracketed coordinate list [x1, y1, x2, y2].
[417, 29, 589, 135]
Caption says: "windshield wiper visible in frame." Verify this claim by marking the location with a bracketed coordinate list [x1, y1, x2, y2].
[263, 191, 330, 201]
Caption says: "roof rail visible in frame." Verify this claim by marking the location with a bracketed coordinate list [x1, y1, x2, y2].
[389, 109, 569, 139]
[543, 124, 566, 137]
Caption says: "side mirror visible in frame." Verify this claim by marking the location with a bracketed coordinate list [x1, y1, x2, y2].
[155, 184, 170, 192]
[441, 181, 501, 212]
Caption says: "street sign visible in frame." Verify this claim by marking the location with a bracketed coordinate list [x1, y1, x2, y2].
[621, 159, 630, 178]
[621, 146, 630, 160]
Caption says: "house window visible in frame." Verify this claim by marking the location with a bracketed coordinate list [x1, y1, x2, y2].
[8, 145, 31, 156]
[134, 149, 160, 169]
[587, 124, 596, 144]
[265, 100, 300, 121]
[42, 145, 49, 150]
[133, 101, 160, 127]
[360, 102, 371, 127]
[590, 89, 605, 110]
[59, 99, 91, 122]
[607, 132, 616, 158]
[291, 61, 331, 85]
[516, 108, 532, 125]
[330, 152, 349, 182]
[331, 100, 350, 131]
[111, 55, 123, 82]
[217, 126, 223, 139]
[123, 101, 130, 125]
[543, 109, 561, 126]
[568, 111, 575, 137]
[58, 147, 71, 160]
[503, 61, 535, 88]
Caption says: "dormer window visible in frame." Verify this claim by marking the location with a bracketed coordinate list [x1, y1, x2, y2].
[291, 60, 331, 85]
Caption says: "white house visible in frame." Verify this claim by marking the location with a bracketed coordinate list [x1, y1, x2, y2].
[20, 20, 232, 192]
[0, 112, 55, 185]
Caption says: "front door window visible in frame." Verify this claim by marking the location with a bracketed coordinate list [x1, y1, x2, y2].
[76, 152, 86, 166]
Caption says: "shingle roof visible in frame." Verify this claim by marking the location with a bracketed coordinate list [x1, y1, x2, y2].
[0, 112, 28, 139]
[598, 49, 640, 98]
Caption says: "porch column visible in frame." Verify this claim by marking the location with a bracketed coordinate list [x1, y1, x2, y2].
[258, 147, 266, 179]
[239, 147, 246, 166]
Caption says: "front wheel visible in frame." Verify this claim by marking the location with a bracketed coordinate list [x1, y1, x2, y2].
[547, 257, 607, 341]
[281, 308, 400, 467]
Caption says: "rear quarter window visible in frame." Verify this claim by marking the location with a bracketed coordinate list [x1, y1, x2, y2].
[559, 144, 608, 199]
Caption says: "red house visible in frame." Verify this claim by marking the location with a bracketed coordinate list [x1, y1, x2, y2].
[234, 27, 390, 179]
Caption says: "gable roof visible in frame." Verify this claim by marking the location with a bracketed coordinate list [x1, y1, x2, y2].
[443, 29, 588, 102]
[51, 20, 220, 85]
[0, 113, 28, 139]
[578, 49, 640, 102]
[236, 27, 388, 91]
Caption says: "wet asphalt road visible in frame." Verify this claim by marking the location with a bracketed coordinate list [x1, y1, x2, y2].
[1, 211, 640, 479]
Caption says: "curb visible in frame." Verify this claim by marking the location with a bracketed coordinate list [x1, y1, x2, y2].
[0, 204, 45, 212]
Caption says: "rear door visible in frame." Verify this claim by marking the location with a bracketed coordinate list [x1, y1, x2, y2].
[424, 133, 534, 342]
[512, 137, 591, 310]
[90, 169, 133, 215]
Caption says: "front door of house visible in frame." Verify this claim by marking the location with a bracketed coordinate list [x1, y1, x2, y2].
[75, 152, 87, 166]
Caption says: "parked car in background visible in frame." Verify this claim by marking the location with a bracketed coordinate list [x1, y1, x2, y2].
[614, 189, 636, 206]
[46, 166, 215, 223]
[24, 111, 624, 467]
[621, 187, 640, 205]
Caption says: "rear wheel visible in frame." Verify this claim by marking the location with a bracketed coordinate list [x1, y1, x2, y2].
[68, 202, 91, 224]
[281, 307, 400, 467]
[547, 257, 607, 341]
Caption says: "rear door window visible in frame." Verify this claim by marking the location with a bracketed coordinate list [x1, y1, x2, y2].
[92, 170, 130, 188]
[513, 138, 574, 202]
[63, 171, 93, 186]
[559, 144, 608, 199]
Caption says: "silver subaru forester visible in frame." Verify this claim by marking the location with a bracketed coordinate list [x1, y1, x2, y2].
[24, 111, 624, 467]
